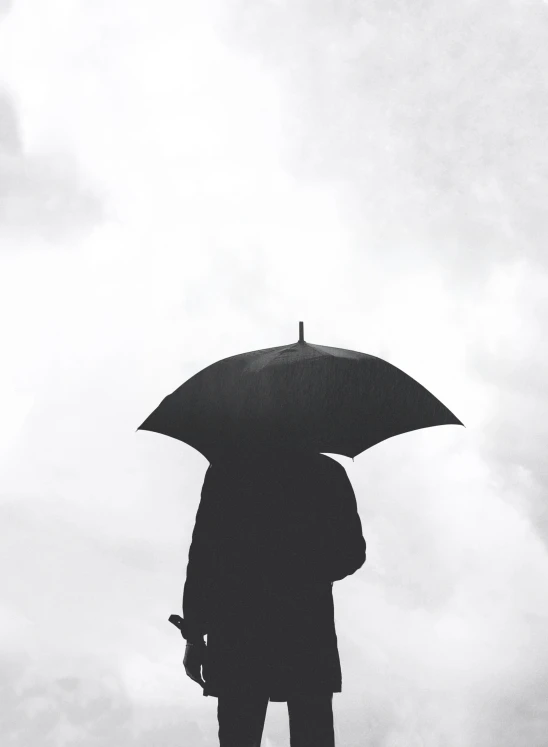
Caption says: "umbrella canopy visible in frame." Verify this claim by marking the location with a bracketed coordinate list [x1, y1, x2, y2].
[137, 323, 464, 461]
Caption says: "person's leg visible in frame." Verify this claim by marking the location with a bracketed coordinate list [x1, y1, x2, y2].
[217, 691, 270, 747]
[287, 694, 335, 747]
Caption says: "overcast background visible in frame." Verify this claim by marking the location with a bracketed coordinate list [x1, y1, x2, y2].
[1, 1, 547, 745]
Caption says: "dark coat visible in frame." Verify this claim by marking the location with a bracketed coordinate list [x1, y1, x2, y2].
[182, 451, 366, 702]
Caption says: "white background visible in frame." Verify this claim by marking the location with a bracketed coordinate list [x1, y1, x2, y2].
[1, 1, 547, 745]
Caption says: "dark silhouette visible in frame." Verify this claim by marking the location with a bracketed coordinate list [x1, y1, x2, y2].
[144, 323, 463, 744]
[180, 446, 366, 746]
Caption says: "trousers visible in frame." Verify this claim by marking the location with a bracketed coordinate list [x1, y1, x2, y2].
[217, 692, 335, 747]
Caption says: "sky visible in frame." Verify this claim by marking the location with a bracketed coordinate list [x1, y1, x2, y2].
[1, 0, 547, 745]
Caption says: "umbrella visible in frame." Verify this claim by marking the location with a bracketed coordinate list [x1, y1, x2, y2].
[137, 322, 464, 460]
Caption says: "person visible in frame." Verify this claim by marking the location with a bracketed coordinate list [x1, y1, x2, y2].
[180, 445, 366, 747]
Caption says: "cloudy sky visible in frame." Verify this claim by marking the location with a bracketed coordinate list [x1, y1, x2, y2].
[1, 1, 547, 745]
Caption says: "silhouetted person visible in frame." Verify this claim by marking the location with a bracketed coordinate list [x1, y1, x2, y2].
[182, 446, 366, 747]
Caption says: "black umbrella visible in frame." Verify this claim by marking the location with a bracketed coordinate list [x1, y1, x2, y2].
[137, 322, 464, 460]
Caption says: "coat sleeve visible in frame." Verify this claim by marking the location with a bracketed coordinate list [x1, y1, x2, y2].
[182, 465, 218, 642]
[319, 459, 366, 582]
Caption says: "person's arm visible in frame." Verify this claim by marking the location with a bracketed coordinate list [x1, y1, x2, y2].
[281, 458, 366, 585]
[324, 460, 366, 582]
[182, 465, 218, 643]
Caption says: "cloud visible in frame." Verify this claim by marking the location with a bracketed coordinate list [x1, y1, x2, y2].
[0, 87, 102, 245]
[1, 2, 548, 746]
[0, 653, 130, 745]
[0, 652, 210, 747]
[0, 499, 213, 745]
[0, 88, 20, 152]
[463, 261, 548, 545]
[218, 0, 548, 290]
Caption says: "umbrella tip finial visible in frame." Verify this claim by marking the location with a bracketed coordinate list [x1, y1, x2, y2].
[299, 321, 304, 343]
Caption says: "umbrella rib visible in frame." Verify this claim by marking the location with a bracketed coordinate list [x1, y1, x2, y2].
[305, 343, 337, 358]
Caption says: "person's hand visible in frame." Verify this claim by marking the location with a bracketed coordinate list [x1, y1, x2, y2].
[183, 641, 206, 688]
